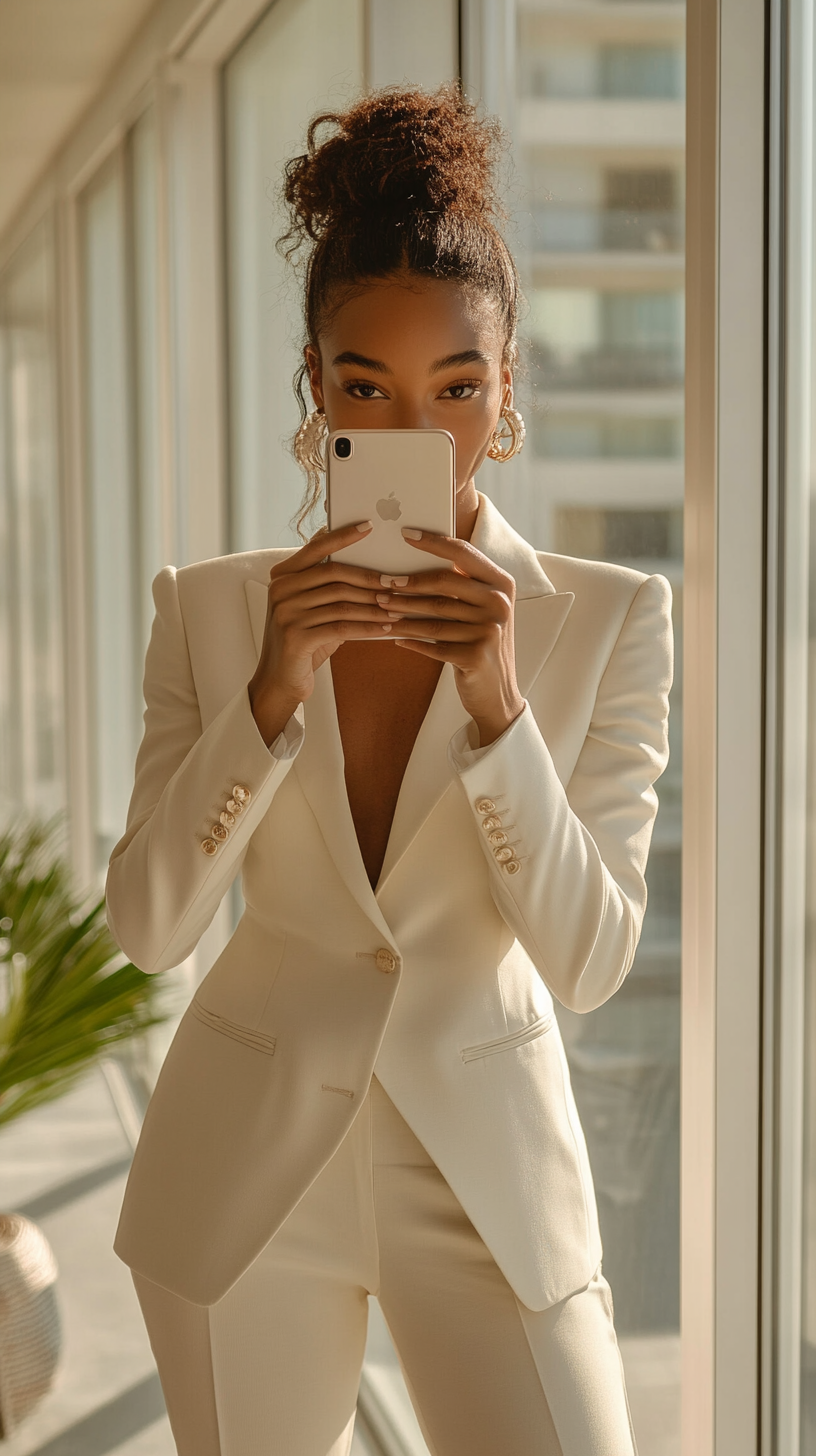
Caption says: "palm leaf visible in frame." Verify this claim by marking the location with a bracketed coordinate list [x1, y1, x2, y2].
[0, 819, 171, 1128]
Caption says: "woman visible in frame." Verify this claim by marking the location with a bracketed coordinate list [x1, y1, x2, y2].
[108, 86, 672, 1456]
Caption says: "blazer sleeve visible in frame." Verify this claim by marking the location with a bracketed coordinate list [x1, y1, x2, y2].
[105, 566, 302, 975]
[447, 572, 673, 1013]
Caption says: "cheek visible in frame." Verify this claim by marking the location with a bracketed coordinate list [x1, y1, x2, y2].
[451, 410, 497, 485]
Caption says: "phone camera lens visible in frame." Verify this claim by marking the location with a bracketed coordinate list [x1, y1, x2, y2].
[333, 436, 352, 459]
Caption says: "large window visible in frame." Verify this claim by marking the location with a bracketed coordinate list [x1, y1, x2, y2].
[474, 3, 684, 1446]
[0, 219, 65, 821]
[80, 112, 163, 870]
[225, 0, 365, 553]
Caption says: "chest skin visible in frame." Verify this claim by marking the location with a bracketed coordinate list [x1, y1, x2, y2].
[331, 641, 444, 887]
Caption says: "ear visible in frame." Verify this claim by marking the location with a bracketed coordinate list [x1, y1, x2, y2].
[305, 344, 324, 409]
[501, 361, 515, 410]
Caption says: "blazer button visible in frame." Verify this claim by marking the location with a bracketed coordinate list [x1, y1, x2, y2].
[375, 948, 398, 974]
[475, 797, 496, 814]
[226, 798, 244, 816]
[201, 838, 219, 856]
[211, 823, 229, 842]
[220, 810, 236, 828]
[493, 845, 514, 864]
[233, 784, 252, 805]
[482, 815, 501, 832]
[488, 830, 508, 847]
[504, 858, 521, 875]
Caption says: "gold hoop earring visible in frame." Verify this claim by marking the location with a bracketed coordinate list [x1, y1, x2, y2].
[294, 408, 328, 474]
[487, 406, 526, 463]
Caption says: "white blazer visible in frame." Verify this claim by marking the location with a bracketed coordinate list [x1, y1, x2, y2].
[108, 493, 673, 1312]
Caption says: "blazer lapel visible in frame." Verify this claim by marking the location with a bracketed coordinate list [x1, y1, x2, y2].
[374, 495, 575, 894]
[244, 579, 396, 943]
[375, 587, 574, 895]
[244, 501, 575, 917]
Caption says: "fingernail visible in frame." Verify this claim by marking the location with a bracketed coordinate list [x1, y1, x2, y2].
[376, 593, 390, 605]
[402, 528, 422, 540]
[391, 575, 409, 587]
[356, 520, 373, 532]
[381, 622, 392, 632]
[387, 612, 403, 620]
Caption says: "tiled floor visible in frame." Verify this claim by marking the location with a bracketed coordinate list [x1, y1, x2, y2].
[0, 1064, 679, 1456]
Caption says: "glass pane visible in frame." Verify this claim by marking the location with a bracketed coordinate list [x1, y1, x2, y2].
[80, 118, 163, 874]
[800, 6, 816, 1448]
[224, 0, 365, 552]
[81, 164, 140, 870]
[479, 2, 685, 1447]
[130, 107, 165, 650]
[0, 220, 65, 820]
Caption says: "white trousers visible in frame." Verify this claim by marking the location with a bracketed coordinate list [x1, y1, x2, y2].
[133, 1076, 638, 1456]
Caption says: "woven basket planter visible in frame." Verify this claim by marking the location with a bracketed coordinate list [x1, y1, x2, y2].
[0, 1214, 61, 1438]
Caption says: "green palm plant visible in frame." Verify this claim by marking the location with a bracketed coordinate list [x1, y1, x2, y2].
[0, 819, 169, 1128]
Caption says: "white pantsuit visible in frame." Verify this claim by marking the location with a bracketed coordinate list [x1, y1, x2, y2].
[133, 1076, 637, 1455]
[107, 494, 673, 1452]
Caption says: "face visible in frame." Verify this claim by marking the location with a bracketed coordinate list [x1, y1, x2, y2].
[305, 273, 513, 524]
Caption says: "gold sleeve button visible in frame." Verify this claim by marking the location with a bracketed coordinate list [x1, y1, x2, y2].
[488, 830, 508, 847]
[375, 948, 398, 974]
[504, 858, 521, 875]
[201, 838, 218, 856]
[220, 810, 236, 828]
[482, 815, 502, 833]
[476, 798, 496, 814]
[493, 846, 514, 864]
[232, 784, 251, 805]
[211, 823, 229, 842]
[226, 798, 243, 816]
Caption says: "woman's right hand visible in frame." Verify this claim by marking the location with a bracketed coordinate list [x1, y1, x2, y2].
[247, 521, 400, 745]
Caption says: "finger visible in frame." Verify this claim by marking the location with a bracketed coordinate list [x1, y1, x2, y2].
[293, 600, 403, 630]
[270, 520, 374, 578]
[394, 639, 481, 667]
[288, 583, 386, 612]
[301, 618, 401, 648]
[399, 529, 513, 590]
[375, 590, 484, 623]
[270, 557, 396, 600]
[378, 571, 493, 606]
[387, 618, 484, 644]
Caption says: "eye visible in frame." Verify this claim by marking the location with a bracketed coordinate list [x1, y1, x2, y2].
[342, 380, 388, 399]
[439, 380, 482, 400]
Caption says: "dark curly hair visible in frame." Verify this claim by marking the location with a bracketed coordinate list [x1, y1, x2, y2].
[279, 83, 521, 529]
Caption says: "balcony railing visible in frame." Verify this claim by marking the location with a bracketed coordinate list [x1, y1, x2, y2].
[530, 206, 684, 255]
[531, 344, 685, 390]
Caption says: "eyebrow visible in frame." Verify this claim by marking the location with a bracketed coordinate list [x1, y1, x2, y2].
[332, 351, 391, 374]
[430, 350, 493, 373]
[331, 348, 492, 375]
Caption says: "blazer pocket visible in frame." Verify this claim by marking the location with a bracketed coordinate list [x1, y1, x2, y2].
[190, 998, 278, 1056]
[460, 1012, 555, 1064]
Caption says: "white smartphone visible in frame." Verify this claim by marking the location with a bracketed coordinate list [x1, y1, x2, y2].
[326, 429, 455, 575]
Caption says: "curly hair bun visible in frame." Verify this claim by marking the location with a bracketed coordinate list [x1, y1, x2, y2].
[283, 85, 503, 244]
[281, 85, 521, 533]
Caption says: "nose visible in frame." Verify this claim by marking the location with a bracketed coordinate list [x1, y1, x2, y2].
[386, 399, 435, 431]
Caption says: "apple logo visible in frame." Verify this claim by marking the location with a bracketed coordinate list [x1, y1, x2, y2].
[376, 492, 402, 521]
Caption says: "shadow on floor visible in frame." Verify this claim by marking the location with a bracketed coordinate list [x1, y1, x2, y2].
[14, 1156, 133, 1223]
[23, 1373, 166, 1456]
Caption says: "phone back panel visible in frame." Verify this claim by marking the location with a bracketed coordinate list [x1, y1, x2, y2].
[327, 429, 455, 574]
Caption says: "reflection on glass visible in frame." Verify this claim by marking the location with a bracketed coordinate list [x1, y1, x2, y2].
[478, 3, 684, 1449]
[225, 0, 365, 552]
[0, 220, 65, 820]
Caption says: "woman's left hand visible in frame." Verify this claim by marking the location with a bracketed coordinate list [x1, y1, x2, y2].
[376, 530, 526, 747]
